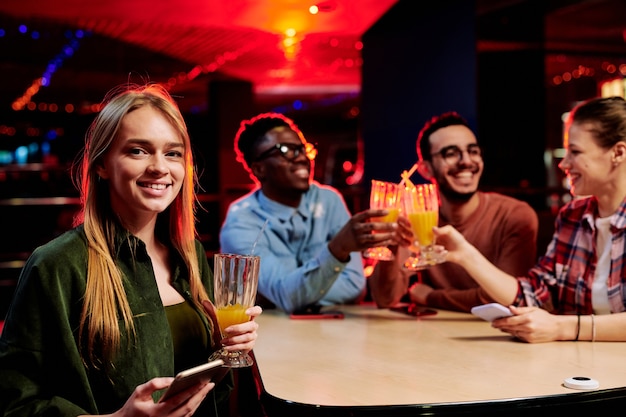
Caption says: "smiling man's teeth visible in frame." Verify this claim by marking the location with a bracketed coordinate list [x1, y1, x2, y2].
[455, 172, 473, 179]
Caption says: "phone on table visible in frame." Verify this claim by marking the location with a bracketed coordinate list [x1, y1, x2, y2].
[159, 359, 228, 402]
[289, 310, 345, 319]
[289, 305, 345, 320]
[471, 303, 513, 322]
[390, 303, 437, 317]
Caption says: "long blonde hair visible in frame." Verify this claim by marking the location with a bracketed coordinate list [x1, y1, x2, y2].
[73, 83, 209, 367]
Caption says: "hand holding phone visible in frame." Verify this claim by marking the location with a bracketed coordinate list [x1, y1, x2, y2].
[470, 303, 513, 322]
[159, 359, 227, 402]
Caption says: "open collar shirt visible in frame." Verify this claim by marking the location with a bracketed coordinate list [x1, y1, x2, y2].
[517, 195, 626, 315]
[220, 182, 366, 313]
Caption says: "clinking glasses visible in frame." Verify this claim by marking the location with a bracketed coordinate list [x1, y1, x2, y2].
[255, 142, 318, 162]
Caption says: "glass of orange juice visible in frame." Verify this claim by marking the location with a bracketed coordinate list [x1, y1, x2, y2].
[363, 180, 401, 261]
[210, 253, 259, 367]
[402, 183, 445, 270]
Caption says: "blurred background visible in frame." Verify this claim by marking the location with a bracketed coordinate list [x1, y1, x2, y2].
[1, 0, 626, 316]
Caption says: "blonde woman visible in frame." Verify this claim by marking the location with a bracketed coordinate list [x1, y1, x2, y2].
[0, 84, 261, 416]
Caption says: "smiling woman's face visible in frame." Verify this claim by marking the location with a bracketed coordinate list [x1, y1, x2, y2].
[96, 105, 186, 224]
[559, 121, 613, 197]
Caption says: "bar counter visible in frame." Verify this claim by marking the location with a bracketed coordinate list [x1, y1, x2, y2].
[251, 302, 626, 416]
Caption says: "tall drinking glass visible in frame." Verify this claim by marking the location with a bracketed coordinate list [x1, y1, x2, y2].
[209, 253, 260, 368]
[402, 183, 445, 270]
[363, 180, 401, 261]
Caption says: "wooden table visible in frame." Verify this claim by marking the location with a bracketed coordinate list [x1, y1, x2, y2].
[250, 303, 626, 416]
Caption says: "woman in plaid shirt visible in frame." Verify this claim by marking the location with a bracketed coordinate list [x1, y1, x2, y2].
[435, 96, 626, 343]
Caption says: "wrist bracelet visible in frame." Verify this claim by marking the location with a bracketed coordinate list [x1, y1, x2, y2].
[591, 314, 596, 342]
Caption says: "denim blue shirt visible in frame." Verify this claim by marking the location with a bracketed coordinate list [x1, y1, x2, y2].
[219, 182, 366, 313]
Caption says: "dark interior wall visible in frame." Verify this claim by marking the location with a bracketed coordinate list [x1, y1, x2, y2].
[194, 78, 256, 253]
[477, 48, 546, 194]
[361, 0, 478, 186]
[362, 0, 552, 211]
[207, 78, 256, 197]
[476, 1, 547, 197]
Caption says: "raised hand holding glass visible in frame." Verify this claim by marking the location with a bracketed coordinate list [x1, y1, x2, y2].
[209, 253, 260, 368]
[402, 183, 446, 270]
[362, 180, 401, 261]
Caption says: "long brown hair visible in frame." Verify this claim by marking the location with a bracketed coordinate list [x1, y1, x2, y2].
[72, 83, 209, 367]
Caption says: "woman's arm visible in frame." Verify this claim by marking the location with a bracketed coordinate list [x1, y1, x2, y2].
[434, 225, 519, 306]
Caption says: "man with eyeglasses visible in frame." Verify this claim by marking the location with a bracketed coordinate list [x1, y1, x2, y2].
[369, 111, 539, 312]
[220, 113, 412, 313]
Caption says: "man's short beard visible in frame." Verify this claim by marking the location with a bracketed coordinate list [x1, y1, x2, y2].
[440, 187, 476, 203]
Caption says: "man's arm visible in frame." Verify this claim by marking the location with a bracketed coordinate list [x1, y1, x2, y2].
[422, 201, 539, 312]
[219, 191, 371, 313]
[220, 214, 346, 313]
[368, 245, 412, 308]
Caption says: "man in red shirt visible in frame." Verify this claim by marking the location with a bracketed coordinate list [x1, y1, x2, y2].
[369, 111, 539, 312]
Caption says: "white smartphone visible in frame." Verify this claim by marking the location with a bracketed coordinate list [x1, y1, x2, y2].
[159, 358, 227, 402]
[471, 303, 513, 322]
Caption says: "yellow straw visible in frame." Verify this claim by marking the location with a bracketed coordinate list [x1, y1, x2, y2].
[399, 163, 418, 188]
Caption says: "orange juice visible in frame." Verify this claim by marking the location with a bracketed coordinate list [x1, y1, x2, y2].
[216, 303, 249, 334]
[372, 207, 400, 223]
[408, 211, 438, 246]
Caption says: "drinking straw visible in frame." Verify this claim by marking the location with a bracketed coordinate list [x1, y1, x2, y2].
[399, 163, 418, 187]
[250, 218, 269, 255]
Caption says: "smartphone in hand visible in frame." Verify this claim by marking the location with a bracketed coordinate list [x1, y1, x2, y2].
[471, 303, 513, 322]
[159, 359, 227, 402]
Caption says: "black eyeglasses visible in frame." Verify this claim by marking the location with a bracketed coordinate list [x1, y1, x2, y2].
[430, 144, 482, 165]
[254, 142, 317, 162]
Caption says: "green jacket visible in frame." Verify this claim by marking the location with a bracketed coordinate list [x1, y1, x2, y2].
[0, 225, 232, 416]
